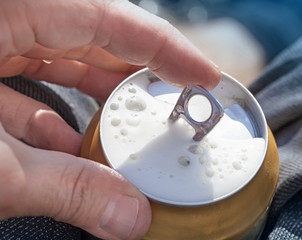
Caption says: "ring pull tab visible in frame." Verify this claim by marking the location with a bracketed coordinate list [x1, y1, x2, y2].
[169, 85, 224, 141]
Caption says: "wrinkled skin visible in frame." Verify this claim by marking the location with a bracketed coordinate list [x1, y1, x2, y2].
[0, 0, 220, 239]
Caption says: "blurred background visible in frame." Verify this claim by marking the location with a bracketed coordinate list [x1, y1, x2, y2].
[130, 0, 302, 86]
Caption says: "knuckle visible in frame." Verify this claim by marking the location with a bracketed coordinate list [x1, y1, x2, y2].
[0, 137, 26, 219]
[55, 163, 93, 223]
[0, 11, 33, 58]
[147, 21, 175, 71]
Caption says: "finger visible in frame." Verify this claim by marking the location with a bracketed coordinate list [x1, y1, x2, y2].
[0, 83, 82, 155]
[24, 43, 142, 73]
[0, 127, 151, 240]
[0, 56, 31, 77]
[94, 1, 221, 89]
[0, 57, 129, 100]
[23, 58, 129, 101]
[1, 0, 220, 90]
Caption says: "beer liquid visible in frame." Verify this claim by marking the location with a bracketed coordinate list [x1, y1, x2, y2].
[101, 79, 265, 204]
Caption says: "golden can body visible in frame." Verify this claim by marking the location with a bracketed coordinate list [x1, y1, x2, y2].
[81, 70, 279, 240]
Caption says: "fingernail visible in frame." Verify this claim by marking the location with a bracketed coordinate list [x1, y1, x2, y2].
[100, 195, 139, 239]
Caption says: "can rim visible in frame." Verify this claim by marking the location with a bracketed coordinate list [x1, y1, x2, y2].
[100, 68, 268, 207]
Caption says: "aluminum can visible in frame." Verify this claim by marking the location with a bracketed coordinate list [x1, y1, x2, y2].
[81, 68, 279, 240]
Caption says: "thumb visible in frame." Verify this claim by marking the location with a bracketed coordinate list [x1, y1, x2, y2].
[0, 126, 151, 240]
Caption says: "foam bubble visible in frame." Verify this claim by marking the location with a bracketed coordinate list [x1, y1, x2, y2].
[178, 156, 191, 167]
[125, 96, 146, 111]
[232, 161, 242, 170]
[206, 168, 215, 178]
[199, 156, 206, 164]
[111, 118, 121, 126]
[212, 158, 219, 165]
[126, 115, 140, 126]
[130, 153, 139, 160]
[120, 128, 128, 136]
[210, 141, 218, 149]
[128, 87, 137, 93]
[110, 102, 119, 110]
[188, 145, 203, 154]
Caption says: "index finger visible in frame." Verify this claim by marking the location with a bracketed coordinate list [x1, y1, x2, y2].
[95, 1, 221, 89]
[2, 0, 220, 89]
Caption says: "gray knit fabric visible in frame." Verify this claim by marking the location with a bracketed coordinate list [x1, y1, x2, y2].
[249, 37, 302, 240]
[0, 76, 80, 132]
[41, 81, 99, 134]
[0, 217, 82, 240]
[265, 191, 302, 240]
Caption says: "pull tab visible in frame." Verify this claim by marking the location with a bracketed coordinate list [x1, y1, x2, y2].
[169, 85, 224, 141]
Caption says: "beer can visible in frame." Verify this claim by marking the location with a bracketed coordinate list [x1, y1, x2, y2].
[81, 68, 279, 240]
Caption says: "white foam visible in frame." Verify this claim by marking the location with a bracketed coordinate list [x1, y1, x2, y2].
[101, 79, 265, 204]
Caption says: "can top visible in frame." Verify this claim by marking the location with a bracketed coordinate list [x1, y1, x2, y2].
[100, 68, 268, 206]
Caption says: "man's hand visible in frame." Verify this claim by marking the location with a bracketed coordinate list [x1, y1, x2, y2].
[0, 0, 220, 96]
[0, 0, 221, 239]
[0, 123, 150, 240]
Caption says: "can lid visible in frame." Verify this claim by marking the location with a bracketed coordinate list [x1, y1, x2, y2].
[100, 68, 268, 207]
[169, 85, 224, 141]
